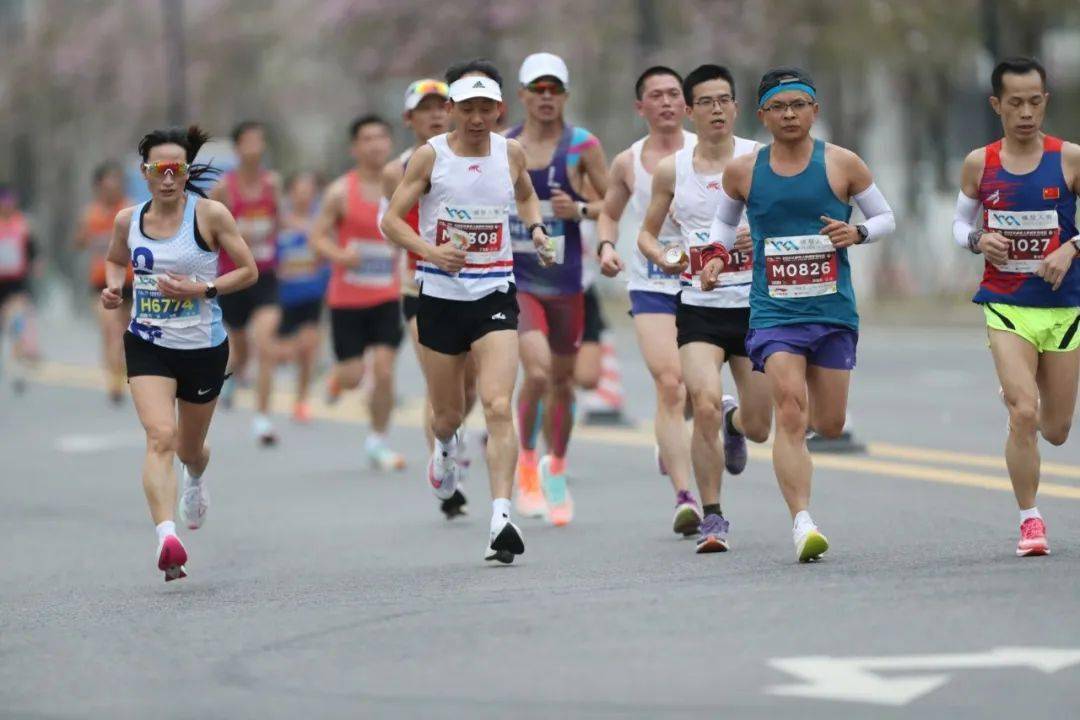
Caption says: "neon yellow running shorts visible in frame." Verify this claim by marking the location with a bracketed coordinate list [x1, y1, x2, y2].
[983, 303, 1080, 353]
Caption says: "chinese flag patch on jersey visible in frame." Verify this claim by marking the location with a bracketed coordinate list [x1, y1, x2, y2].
[1044, 186, 1061, 200]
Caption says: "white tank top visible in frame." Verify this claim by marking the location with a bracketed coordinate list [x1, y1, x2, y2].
[418, 132, 515, 301]
[672, 137, 757, 308]
[127, 194, 225, 350]
[624, 130, 697, 294]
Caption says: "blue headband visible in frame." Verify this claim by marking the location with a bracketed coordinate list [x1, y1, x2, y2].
[759, 82, 816, 108]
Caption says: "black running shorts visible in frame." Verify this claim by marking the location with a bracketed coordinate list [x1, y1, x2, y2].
[582, 285, 606, 344]
[675, 301, 750, 357]
[402, 293, 420, 323]
[124, 332, 230, 404]
[219, 271, 278, 329]
[417, 285, 519, 355]
[330, 300, 403, 361]
[278, 299, 322, 337]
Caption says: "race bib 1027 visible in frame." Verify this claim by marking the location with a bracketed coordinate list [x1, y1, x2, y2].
[986, 209, 1059, 274]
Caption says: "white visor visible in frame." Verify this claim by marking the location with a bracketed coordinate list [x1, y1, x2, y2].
[448, 75, 503, 103]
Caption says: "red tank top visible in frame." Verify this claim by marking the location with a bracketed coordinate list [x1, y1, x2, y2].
[328, 171, 401, 309]
[405, 202, 421, 271]
[220, 170, 278, 273]
[0, 212, 30, 281]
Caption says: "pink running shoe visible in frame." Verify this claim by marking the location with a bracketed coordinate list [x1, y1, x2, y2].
[156, 535, 188, 582]
[1016, 517, 1050, 557]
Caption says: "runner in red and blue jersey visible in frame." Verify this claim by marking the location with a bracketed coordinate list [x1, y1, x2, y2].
[506, 52, 609, 526]
[210, 121, 283, 445]
[954, 57, 1080, 558]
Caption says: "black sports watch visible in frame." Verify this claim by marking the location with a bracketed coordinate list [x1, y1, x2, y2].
[204, 281, 218, 299]
[527, 223, 549, 238]
[855, 224, 869, 244]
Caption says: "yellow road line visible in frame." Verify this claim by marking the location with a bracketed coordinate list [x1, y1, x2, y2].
[868, 441, 1080, 480]
[26, 360, 1080, 501]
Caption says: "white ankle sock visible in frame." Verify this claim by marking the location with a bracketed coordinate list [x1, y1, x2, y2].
[156, 520, 176, 543]
[435, 434, 458, 459]
[793, 510, 815, 533]
[1020, 506, 1042, 523]
[184, 465, 203, 484]
[365, 433, 387, 451]
[491, 498, 511, 531]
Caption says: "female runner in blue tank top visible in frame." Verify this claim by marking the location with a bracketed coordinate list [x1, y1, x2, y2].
[703, 68, 896, 563]
[275, 171, 329, 423]
[101, 126, 258, 582]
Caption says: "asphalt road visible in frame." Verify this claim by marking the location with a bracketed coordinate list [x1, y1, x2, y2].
[2, 306, 1079, 719]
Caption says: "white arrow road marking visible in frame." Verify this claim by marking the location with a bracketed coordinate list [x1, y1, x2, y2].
[767, 647, 1080, 706]
[56, 432, 144, 454]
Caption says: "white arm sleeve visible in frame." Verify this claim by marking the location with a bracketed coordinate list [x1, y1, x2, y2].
[952, 191, 982, 251]
[851, 183, 895, 243]
[709, 188, 745, 250]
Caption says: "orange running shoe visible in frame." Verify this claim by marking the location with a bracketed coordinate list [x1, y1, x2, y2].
[292, 402, 313, 424]
[515, 453, 547, 518]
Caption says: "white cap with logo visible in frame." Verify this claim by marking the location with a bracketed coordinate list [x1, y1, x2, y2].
[448, 75, 503, 103]
[519, 52, 569, 86]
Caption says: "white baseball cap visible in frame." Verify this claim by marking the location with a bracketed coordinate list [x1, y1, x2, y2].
[519, 52, 569, 86]
[403, 78, 449, 111]
[448, 75, 503, 103]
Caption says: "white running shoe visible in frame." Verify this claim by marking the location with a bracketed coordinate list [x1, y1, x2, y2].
[485, 515, 525, 564]
[178, 467, 208, 530]
[793, 523, 829, 563]
[252, 415, 278, 447]
[427, 440, 460, 501]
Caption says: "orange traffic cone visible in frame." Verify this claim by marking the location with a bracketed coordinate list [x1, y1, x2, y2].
[583, 331, 630, 426]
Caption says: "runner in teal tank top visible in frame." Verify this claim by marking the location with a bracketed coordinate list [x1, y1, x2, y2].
[702, 67, 897, 563]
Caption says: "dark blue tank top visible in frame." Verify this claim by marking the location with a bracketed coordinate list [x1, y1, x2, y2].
[507, 124, 586, 296]
[974, 135, 1079, 307]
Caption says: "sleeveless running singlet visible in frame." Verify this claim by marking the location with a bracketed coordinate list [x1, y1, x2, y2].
[506, 124, 597, 296]
[0, 212, 31, 282]
[83, 199, 132, 288]
[672, 136, 757, 308]
[277, 215, 329, 307]
[127, 195, 225, 349]
[746, 139, 856, 330]
[974, 135, 1080, 307]
[220, 170, 278, 273]
[418, 132, 515, 302]
[625, 130, 697, 294]
[328, 170, 400, 310]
